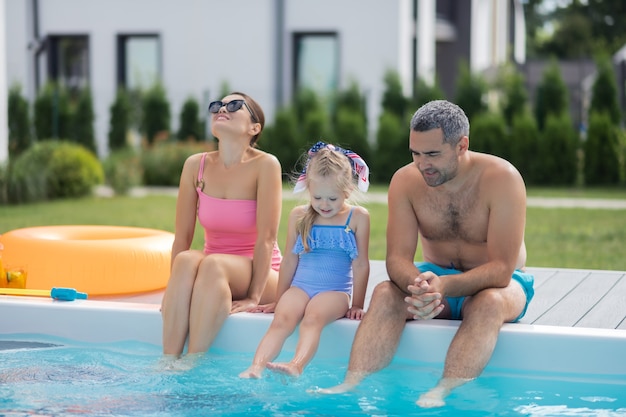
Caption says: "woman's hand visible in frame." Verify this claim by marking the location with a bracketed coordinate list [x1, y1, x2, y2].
[250, 302, 277, 314]
[231, 298, 259, 314]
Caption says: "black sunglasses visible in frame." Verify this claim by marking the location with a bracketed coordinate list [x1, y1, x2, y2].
[208, 100, 257, 122]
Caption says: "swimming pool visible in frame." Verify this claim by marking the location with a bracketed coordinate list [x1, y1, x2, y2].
[1, 295, 625, 416]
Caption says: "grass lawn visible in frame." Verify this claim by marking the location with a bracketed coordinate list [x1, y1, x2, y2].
[1, 190, 625, 271]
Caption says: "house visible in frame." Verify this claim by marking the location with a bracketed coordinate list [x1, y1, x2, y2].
[2, 0, 526, 161]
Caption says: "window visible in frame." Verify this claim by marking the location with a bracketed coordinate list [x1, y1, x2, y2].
[47, 35, 89, 92]
[117, 34, 161, 89]
[293, 33, 339, 99]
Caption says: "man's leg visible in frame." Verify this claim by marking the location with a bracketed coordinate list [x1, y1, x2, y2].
[315, 281, 409, 393]
[417, 281, 526, 408]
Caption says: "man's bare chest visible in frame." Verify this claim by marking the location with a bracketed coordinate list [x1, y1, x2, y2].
[416, 192, 488, 243]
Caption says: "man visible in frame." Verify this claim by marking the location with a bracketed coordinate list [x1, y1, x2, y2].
[317, 100, 534, 408]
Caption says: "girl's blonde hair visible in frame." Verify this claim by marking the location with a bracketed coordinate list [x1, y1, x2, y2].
[295, 146, 356, 252]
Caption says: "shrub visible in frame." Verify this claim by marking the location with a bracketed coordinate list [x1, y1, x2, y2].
[141, 141, 211, 186]
[142, 82, 171, 145]
[73, 86, 97, 153]
[8, 83, 32, 159]
[411, 76, 445, 109]
[261, 107, 302, 177]
[334, 107, 370, 167]
[497, 64, 529, 127]
[302, 107, 332, 145]
[534, 59, 568, 131]
[584, 112, 621, 185]
[8, 140, 104, 203]
[381, 69, 408, 118]
[0, 162, 8, 205]
[509, 112, 540, 184]
[108, 88, 131, 151]
[103, 148, 144, 195]
[177, 97, 202, 142]
[374, 111, 410, 184]
[469, 112, 509, 160]
[454, 60, 488, 120]
[33, 82, 73, 141]
[589, 53, 621, 126]
[537, 113, 579, 185]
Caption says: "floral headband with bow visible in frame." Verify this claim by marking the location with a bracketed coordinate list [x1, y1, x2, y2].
[293, 141, 370, 193]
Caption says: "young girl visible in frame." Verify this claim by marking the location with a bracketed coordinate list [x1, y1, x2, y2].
[239, 141, 371, 378]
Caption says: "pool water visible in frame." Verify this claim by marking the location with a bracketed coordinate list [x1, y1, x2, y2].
[1, 335, 625, 417]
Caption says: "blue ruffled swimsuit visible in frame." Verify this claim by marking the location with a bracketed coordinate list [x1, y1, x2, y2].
[291, 208, 358, 298]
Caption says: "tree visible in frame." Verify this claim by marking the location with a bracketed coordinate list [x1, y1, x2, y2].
[108, 88, 131, 151]
[142, 82, 171, 145]
[177, 97, 202, 141]
[584, 111, 621, 185]
[411, 76, 445, 109]
[454, 60, 487, 120]
[497, 64, 529, 127]
[534, 59, 568, 131]
[381, 69, 408, 118]
[73, 87, 97, 153]
[589, 53, 621, 126]
[8, 83, 32, 158]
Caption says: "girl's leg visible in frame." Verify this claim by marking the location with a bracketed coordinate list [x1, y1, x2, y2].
[268, 291, 349, 376]
[161, 250, 205, 356]
[240, 287, 309, 378]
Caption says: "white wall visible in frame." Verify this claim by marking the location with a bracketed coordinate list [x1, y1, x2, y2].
[4, 0, 518, 160]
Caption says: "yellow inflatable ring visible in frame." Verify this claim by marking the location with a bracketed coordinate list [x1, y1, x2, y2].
[0, 225, 174, 296]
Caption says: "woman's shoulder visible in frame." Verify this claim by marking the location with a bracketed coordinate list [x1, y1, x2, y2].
[250, 148, 280, 167]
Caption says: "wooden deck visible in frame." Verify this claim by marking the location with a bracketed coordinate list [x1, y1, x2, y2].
[110, 260, 626, 331]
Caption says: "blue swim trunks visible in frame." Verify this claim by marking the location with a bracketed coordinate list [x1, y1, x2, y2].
[414, 262, 535, 322]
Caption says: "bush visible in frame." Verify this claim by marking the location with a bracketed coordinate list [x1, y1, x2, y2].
[411, 76, 445, 109]
[538, 113, 579, 185]
[103, 148, 144, 195]
[142, 82, 171, 145]
[261, 107, 302, 177]
[469, 112, 509, 159]
[381, 69, 408, 118]
[509, 112, 541, 184]
[334, 107, 370, 167]
[8, 140, 104, 203]
[141, 141, 212, 186]
[33, 82, 73, 141]
[454, 60, 488, 120]
[534, 59, 568, 131]
[374, 111, 410, 184]
[8, 83, 32, 159]
[584, 112, 621, 185]
[108, 88, 131, 151]
[73, 86, 97, 153]
[177, 97, 202, 142]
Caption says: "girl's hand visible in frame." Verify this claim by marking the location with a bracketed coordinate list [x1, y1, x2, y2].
[346, 307, 365, 320]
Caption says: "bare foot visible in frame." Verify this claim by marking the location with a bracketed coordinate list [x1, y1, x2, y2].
[416, 387, 447, 408]
[416, 377, 471, 408]
[307, 371, 365, 394]
[307, 381, 357, 394]
[239, 365, 264, 379]
[266, 361, 302, 377]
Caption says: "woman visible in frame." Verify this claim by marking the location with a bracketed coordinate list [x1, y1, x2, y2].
[161, 92, 283, 365]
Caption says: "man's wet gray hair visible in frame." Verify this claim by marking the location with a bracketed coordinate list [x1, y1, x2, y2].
[410, 100, 470, 145]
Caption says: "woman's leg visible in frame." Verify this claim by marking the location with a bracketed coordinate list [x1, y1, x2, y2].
[161, 250, 205, 356]
[239, 287, 309, 378]
[268, 291, 349, 376]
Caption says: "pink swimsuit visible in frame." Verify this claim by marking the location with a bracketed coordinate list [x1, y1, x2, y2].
[196, 153, 282, 270]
